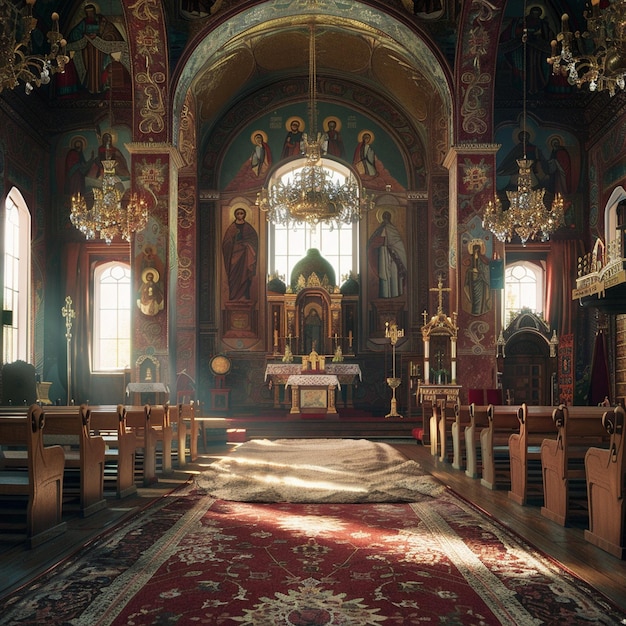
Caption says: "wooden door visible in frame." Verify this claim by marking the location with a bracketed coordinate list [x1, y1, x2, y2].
[502, 359, 544, 405]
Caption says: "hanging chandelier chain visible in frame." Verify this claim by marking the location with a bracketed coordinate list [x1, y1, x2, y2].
[308, 23, 318, 139]
[482, 1, 564, 244]
[70, 73, 148, 243]
[257, 23, 374, 229]
[522, 0, 528, 159]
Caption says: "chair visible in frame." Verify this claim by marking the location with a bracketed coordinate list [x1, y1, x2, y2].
[1, 360, 37, 406]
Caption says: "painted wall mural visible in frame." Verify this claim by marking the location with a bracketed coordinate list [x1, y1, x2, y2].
[220, 104, 409, 193]
[57, 125, 131, 207]
[494, 116, 581, 232]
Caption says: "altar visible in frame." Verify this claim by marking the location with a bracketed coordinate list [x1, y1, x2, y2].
[126, 382, 170, 405]
[285, 374, 340, 416]
[264, 363, 362, 409]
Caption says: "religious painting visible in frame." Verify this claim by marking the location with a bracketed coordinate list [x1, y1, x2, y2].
[137, 268, 164, 316]
[221, 205, 258, 302]
[367, 207, 408, 299]
[59, 126, 131, 201]
[494, 117, 581, 231]
[496, 1, 579, 97]
[462, 238, 492, 316]
[56, 2, 131, 97]
[221, 103, 408, 193]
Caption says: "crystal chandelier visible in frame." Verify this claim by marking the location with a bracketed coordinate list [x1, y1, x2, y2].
[256, 25, 373, 228]
[547, 1, 626, 96]
[483, 3, 564, 245]
[1, 0, 68, 94]
[70, 159, 148, 244]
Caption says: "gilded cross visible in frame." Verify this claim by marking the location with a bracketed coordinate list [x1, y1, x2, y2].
[429, 274, 450, 314]
[62, 296, 75, 341]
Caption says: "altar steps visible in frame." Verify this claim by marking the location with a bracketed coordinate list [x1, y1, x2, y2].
[214, 410, 421, 442]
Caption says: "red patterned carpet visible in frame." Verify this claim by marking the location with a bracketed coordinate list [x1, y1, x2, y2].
[1, 487, 624, 625]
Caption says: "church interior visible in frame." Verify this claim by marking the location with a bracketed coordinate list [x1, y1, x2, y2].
[2, 0, 626, 617]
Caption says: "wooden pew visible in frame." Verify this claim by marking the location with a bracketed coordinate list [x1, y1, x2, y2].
[185, 402, 198, 462]
[0, 405, 106, 517]
[429, 395, 453, 458]
[88, 405, 137, 499]
[438, 397, 458, 464]
[451, 403, 471, 470]
[541, 405, 611, 526]
[509, 404, 559, 505]
[584, 405, 626, 558]
[480, 404, 520, 489]
[168, 404, 188, 468]
[169, 402, 198, 467]
[124, 405, 158, 486]
[41, 405, 106, 517]
[149, 404, 173, 474]
[0, 405, 67, 547]
[465, 404, 492, 479]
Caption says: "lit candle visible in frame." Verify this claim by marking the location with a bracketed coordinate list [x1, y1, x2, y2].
[348, 331, 353, 347]
[274, 330, 278, 346]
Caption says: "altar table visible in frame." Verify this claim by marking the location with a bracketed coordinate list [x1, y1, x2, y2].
[264, 363, 362, 409]
[285, 374, 340, 415]
[126, 382, 170, 405]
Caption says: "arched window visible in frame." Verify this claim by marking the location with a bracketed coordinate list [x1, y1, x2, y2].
[266, 161, 360, 283]
[3, 189, 31, 363]
[269, 221, 358, 285]
[504, 261, 545, 325]
[93, 262, 131, 371]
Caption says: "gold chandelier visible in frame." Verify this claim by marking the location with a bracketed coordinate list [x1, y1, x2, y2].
[256, 25, 373, 228]
[483, 3, 564, 245]
[1, 0, 68, 94]
[70, 159, 148, 244]
[547, 1, 626, 96]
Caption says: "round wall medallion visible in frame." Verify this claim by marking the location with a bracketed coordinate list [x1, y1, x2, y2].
[210, 354, 232, 376]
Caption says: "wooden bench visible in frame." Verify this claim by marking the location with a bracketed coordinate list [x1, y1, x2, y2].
[168, 403, 197, 466]
[149, 404, 173, 474]
[124, 405, 158, 486]
[541, 405, 611, 526]
[429, 396, 453, 457]
[480, 404, 520, 489]
[451, 403, 471, 470]
[437, 398, 458, 464]
[0, 405, 67, 547]
[41, 405, 106, 517]
[584, 405, 626, 558]
[1, 405, 106, 517]
[509, 404, 559, 505]
[88, 405, 137, 499]
[464, 403, 491, 478]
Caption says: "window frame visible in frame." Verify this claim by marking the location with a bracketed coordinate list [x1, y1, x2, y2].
[92, 261, 132, 372]
[504, 260, 545, 326]
[3, 189, 31, 364]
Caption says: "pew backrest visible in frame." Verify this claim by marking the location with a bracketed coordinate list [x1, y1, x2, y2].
[0, 405, 67, 545]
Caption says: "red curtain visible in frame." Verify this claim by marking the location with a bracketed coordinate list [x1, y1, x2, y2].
[589, 329, 610, 406]
[545, 239, 584, 336]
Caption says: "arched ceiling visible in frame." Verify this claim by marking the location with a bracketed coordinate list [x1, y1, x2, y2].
[191, 22, 435, 129]
[173, 0, 453, 151]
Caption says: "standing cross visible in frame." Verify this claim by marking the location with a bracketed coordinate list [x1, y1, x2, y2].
[62, 296, 75, 341]
[61, 296, 76, 405]
[430, 274, 451, 314]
